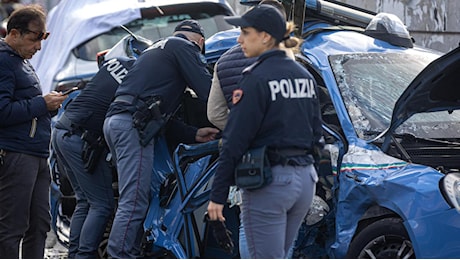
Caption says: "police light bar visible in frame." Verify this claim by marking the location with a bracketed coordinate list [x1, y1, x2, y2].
[305, 0, 375, 28]
[239, 0, 412, 48]
[305, 0, 413, 48]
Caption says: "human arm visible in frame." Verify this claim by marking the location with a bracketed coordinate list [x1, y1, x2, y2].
[207, 68, 229, 131]
[0, 59, 66, 126]
[166, 119, 219, 145]
[175, 40, 212, 101]
[195, 127, 219, 143]
[208, 75, 267, 214]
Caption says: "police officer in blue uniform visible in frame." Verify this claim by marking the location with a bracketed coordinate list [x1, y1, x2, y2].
[103, 20, 219, 258]
[207, 5, 322, 258]
[52, 55, 136, 258]
[207, 2, 296, 258]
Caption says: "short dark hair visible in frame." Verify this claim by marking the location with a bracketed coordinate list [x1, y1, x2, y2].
[7, 4, 46, 34]
[174, 19, 205, 38]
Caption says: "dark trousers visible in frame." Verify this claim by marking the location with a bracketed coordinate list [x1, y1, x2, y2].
[103, 113, 154, 258]
[0, 151, 51, 259]
[52, 128, 115, 258]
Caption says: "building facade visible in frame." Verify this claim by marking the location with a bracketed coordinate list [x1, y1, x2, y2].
[338, 0, 459, 53]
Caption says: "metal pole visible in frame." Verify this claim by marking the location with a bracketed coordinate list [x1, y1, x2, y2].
[293, 0, 305, 37]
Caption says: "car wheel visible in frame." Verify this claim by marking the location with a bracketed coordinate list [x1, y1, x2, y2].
[346, 217, 415, 259]
[97, 230, 109, 258]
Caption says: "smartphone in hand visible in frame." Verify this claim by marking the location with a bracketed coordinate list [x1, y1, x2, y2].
[61, 86, 79, 95]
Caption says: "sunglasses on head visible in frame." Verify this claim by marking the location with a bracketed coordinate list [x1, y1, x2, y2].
[22, 28, 50, 41]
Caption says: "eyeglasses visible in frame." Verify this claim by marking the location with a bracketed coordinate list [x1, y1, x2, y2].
[22, 28, 50, 41]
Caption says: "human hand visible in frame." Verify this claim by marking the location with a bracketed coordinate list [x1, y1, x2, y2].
[43, 91, 67, 111]
[207, 200, 225, 222]
[195, 127, 220, 143]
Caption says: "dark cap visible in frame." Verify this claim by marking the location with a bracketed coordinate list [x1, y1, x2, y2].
[224, 5, 286, 42]
[174, 19, 205, 38]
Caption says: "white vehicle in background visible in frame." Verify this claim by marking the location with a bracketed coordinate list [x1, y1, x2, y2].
[30, 0, 236, 95]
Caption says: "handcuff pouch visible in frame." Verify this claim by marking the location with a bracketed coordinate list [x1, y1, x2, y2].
[234, 146, 272, 190]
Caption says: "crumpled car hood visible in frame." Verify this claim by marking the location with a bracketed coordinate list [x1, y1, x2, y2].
[389, 46, 460, 134]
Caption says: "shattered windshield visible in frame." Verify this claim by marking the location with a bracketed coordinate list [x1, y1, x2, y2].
[330, 52, 460, 140]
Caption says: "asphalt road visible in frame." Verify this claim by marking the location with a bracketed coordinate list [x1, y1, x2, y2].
[44, 231, 68, 259]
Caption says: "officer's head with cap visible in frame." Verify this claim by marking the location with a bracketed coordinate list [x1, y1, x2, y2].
[224, 5, 286, 58]
[173, 19, 206, 54]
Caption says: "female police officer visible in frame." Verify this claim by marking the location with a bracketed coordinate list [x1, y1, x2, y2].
[207, 5, 322, 258]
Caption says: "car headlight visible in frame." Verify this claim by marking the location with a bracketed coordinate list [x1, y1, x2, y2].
[441, 172, 460, 212]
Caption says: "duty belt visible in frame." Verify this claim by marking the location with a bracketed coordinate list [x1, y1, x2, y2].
[267, 147, 312, 166]
[269, 147, 311, 157]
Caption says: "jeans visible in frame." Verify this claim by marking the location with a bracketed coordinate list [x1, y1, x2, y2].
[52, 128, 114, 258]
[103, 113, 155, 258]
[0, 151, 51, 258]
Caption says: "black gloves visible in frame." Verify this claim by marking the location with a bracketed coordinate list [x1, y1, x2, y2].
[205, 213, 234, 254]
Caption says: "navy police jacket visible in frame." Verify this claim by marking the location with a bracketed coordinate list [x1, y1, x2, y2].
[210, 50, 323, 204]
[59, 57, 135, 135]
[0, 39, 52, 158]
[106, 34, 211, 117]
[59, 56, 199, 145]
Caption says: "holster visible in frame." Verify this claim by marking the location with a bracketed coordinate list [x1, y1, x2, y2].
[234, 146, 272, 190]
[81, 130, 107, 173]
[132, 96, 166, 147]
[137, 117, 166, 147]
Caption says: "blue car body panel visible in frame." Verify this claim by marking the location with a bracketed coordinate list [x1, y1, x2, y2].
[141, 139, 236, 258]
[205, 28, 240, 63]
[334, 145, 453, 257]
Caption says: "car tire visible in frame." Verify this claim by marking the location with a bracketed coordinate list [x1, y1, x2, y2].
[346, 217, 415, 259]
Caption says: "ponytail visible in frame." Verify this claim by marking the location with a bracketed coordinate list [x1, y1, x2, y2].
[281, 21, 302, 51]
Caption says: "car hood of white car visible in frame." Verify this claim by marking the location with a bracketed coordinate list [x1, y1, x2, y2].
[30, 0, 141, 94]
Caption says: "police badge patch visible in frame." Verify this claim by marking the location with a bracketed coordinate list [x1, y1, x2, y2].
[232, 89, 243, 105]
